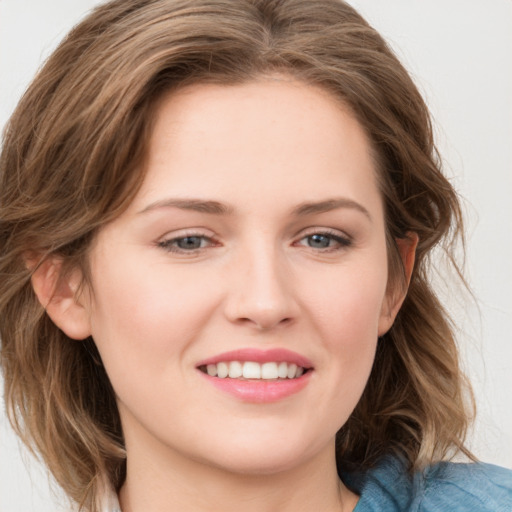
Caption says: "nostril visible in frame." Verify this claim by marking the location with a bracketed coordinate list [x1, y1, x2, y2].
[232, 316, 293, 330]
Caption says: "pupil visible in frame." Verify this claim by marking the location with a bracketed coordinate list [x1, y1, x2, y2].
[178, 236, 201, 249]
[309, 234, 330, 248]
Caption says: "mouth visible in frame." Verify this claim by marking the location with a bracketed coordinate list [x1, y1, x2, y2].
[197, 361, 312, 380]
[195, 348, 314, 402]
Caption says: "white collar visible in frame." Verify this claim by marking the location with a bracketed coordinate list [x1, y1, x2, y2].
[100, 489, 121, 512]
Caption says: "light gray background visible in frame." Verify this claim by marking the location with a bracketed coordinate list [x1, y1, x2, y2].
[1, 1, 511, 510]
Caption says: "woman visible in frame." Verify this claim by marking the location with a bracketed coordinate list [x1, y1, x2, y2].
[0, 1, 511, 511]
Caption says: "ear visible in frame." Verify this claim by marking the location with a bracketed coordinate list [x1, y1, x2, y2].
[29, 256, 92, 340]
[378, 232, 419, 336]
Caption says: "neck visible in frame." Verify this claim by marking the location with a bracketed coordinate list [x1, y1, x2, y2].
[118, 436, 358, 512]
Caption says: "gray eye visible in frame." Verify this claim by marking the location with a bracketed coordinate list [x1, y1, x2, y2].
[307, 234, 333, 248]
[176, 236, 204, 250]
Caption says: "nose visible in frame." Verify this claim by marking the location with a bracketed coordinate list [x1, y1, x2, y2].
[223, 242, 299, 331]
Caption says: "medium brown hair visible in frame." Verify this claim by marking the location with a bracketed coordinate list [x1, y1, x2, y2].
[0, 0, 474, 509]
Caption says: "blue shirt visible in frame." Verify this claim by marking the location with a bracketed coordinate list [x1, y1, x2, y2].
[102, 456, 512, 511]
[341, 456, 512, 511]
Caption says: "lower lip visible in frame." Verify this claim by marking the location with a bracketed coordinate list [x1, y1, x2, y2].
[198, 371, 312, 403]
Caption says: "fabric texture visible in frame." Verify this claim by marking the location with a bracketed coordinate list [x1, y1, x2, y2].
[341, 456, 512, 512]
[102, 456, 512, 511]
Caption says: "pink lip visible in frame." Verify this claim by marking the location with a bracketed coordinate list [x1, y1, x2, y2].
[198, 370, 312, 403]
[196, 348, 313, 368]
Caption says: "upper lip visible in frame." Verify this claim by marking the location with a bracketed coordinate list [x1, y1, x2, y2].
[196, 348, 314, 369]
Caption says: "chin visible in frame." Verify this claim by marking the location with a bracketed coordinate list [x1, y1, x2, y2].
[208, 452, 304, 476]
[195, 433, 326, 476]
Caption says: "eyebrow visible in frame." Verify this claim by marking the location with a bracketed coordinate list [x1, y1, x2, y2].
[138, 196, 371, 220]
[292, 198, 372, 220]
[138, 198, 234, 215]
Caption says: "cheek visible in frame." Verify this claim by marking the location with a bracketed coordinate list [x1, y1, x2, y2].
[87, 254, 219, 376]
[308, 259, 388, 339]
[322, 289, 382, 373]
[86, 258, 225, 429]
[304, 260, 387, 394]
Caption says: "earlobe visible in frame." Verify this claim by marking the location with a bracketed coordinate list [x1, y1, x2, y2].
[29, 256, 92, 340]
[378, 232, 419, 336]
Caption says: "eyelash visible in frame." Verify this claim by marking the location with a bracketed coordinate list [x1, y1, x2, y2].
[156, 229, 352, 255]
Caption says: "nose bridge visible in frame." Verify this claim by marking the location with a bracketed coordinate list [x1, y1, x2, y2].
[225, 232, 297, 329]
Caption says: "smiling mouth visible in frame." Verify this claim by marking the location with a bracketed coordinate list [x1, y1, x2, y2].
[198, 361, 312, 380]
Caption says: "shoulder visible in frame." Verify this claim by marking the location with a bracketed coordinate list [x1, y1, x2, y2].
[340, 456, 512, 512]
[418, 460, 512, 512]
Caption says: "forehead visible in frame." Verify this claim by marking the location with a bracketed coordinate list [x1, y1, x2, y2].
[129, 77, 382, 220]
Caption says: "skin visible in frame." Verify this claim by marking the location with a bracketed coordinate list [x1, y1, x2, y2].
[34, 77, 416, 511]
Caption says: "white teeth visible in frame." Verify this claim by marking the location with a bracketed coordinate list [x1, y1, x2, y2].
[261, 362, 278, 379]
[202, 361, 308, 380]
[287, 363, 297, 379]
[228, 361, 243, 378]
[278, 361, 288, 378]
[217, 362, 229, 378]
[243, 361, 261, 379]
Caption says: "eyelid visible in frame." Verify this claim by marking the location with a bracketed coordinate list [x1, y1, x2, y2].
[295, 226, 352, 241]
[156, 227, 216, 241]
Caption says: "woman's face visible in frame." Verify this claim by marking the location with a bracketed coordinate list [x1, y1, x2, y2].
[82, 78, 399, 475]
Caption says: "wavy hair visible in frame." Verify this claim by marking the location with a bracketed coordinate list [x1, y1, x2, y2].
[0, 0, 474, 509]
